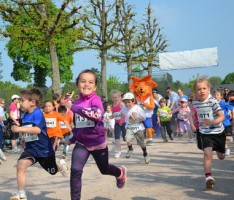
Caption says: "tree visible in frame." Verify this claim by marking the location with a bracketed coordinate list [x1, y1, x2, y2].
[110, 0, 142, 83]
[0, 52, 2, 80]
[78, 0, 123, 97]
[222, 72, 234, 84]
[0, 0, 83, 94]
[208, 76, 222, 87]
[137, 4, 168, 74]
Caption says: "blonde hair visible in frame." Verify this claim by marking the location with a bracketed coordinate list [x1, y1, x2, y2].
[110, 89, 122, 97]
[159, 98, 166, 104]
[193, 76, 211, 91]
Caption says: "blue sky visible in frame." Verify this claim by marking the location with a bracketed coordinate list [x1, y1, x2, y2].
[1, 0, 234, 87]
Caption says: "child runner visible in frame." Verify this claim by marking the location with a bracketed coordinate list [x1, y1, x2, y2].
[10, 88, 68, 200]
[58, 105, 73, 158]
[43, 100, 71, 151]
[170, 98, 194, 142]
[192, 77, 231, 190]
[157, 98, 173, 142]
[121, 92, 150, 164]
[69, 69, 127, 200]
[103, 104, 115, 143]
[213, 89, 233, 155]
[110, 89, 126, 158]
[228, 90, 234, 135]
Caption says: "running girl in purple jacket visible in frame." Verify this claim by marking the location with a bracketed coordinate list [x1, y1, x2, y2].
[69, 69, 127, 200]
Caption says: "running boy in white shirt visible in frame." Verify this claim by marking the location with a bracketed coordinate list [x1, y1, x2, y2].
[121, 93, 150, 164]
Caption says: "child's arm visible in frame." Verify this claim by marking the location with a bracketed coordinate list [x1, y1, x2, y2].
[11, 125, 41, 134]
[170, 106, 179, 114]
[202, 109, 224, 127]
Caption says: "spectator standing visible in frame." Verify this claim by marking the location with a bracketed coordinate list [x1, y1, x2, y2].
[165, 87, 180, 137]
[177, 88, 188, 101]
[0, 98, 7, 163]
[223, 87, 229, 102]
[9, 94, 21, 153]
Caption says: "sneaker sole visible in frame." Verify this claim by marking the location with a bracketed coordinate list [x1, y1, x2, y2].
[206, 179, 215, 190]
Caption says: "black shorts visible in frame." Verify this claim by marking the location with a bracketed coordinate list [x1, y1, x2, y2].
[18, 151, 58, 175]
[196, 131, 226, 153]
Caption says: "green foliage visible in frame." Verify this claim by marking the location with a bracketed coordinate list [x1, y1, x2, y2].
[208, 76, 222, 87]
[222, 72, 234, 84]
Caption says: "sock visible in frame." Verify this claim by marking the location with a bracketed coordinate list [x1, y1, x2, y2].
[128, 145, 133, 151]
[205, 173, 212, 177]
[142, 147, 147, 157]
[19, 190, 26, 196]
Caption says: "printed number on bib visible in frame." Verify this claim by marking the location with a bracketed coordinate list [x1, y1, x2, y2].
[75, 113, 95, 128]
[197, 107, 214, 122]
[60, 121, 67, 129]
[128, 125, 140, 133]
[45, 118, 56, 128]
[113, 112, 121, 120]
[23, 124, 39, 142]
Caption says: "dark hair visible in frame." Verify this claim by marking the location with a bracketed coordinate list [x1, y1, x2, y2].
[53, 93, 60, 100]
[76, 69, 98, 86]
[44, 100, 55, 107]
[20, 88, 43, 106]
[58, 105, 67, 113]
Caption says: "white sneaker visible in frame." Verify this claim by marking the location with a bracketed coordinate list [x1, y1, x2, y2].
[188, 138, 193, 143]
[205, 176, 215, 190]
[144, 155, 151, 164]
[225, 148, 231, 156]
[125, 150, 133, 158]
[59, 159, 69, 177]
[114, 151, 121, 158]
[0, 149, 6, 161]
[10, 191, 27, 200]
[11, 148, 20, 154]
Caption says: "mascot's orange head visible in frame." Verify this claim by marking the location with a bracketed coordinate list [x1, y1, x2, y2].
[129, 75, 157, 102]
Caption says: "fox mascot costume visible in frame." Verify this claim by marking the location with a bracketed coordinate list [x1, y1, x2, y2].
[129, 75, 157, 145]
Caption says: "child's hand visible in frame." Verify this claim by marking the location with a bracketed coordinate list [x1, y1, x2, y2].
[202, 119, 213, 127]
[11, 125, 20, 133]
[132, 112, 138, 119]
[226, 136, 233, 142]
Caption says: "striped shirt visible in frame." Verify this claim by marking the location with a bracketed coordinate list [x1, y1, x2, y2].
[192, 95, 224, 134]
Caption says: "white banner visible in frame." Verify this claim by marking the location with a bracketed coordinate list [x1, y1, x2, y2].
[159, 47, 218, 70]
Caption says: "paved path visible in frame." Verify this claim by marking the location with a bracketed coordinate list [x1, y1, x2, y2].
[0, 135, 234, 200]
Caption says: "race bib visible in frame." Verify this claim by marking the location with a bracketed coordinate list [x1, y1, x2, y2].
[159, 110, 168, 118]
[74, 113, 95, 128]
[197, 107, 214, 122]
[60, 121, 67, 129]
[23, 124, 39, 142]
[45, 118, 56, 128]
[178, 111, 188, 119]
[113, 112, 121, 120]
[128, 124, 140, 133]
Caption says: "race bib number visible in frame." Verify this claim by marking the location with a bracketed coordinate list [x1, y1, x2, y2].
[74, 113, 95, 128]
[45, 118, 56, 128]
[128, 124, 140, 133]
[113, 112, 121, 120]
[197, 107, 214, 122]
[23, 124, 39, 142]
[60, 121, 67, 129]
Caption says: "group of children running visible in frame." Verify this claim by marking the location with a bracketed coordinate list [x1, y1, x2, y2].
[5, 69, 234, 199]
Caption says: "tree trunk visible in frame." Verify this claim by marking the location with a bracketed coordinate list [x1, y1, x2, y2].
[100, 50, 107, 96]
[48, 39, 61, 95]
[127, 56, 132, 83]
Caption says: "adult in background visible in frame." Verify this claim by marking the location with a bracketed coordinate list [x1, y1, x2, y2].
[165, 87, 180, 137]
[177, 88, 188, 101]
[9, 94, 21, 153]
[152, 89, 161, 138]
[223, 87, 229, 102]
[0, 98, 7, 163]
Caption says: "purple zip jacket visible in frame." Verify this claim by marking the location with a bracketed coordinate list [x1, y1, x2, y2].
[69, 92, 106, 147]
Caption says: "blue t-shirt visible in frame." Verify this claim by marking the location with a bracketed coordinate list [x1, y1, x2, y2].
[22, 107, 54, 157]
[219, 101, 233, 126]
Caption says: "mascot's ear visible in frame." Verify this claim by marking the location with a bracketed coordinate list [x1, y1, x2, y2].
[141, 75, 158, 88]
[129, 76, 140, 90]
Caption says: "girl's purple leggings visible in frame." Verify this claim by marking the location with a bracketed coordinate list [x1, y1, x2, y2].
[70, 143, 121, 200]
